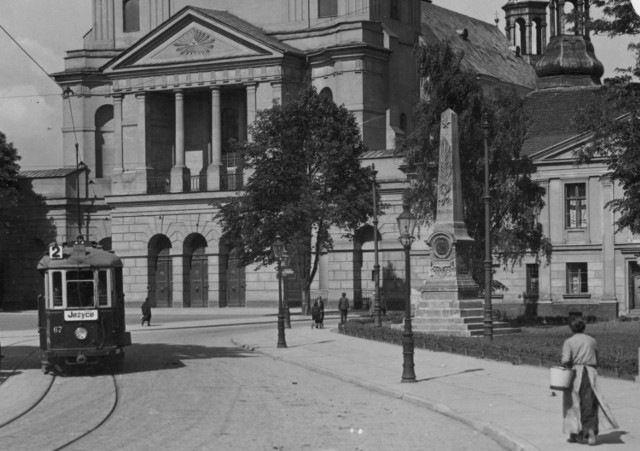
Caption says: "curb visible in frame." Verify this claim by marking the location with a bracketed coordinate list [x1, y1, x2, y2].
[231, 333, 541, 451]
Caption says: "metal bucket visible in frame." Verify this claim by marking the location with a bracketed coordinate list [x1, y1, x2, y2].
[550, 366, 574, 390]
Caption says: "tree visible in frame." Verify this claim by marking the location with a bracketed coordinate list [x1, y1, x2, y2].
[399, 41, 551, 289]
[571, 0, 640, 232]
[0, 132, 21, 237]
[217, 84, 377, 313]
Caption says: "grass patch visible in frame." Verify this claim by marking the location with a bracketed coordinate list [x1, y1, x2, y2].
[341, 315, 639, 381]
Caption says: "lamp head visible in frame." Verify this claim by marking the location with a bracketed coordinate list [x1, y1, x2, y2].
[397, 203, 417, 247]
[272, 235, 285, 259]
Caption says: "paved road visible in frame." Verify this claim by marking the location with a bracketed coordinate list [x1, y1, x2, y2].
[0, 321, 501, 450]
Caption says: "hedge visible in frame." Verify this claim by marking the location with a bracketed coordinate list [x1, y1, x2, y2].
[340, 315, 638, 381]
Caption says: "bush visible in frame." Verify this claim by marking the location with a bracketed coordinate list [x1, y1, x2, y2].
[340, 319, 639, 381]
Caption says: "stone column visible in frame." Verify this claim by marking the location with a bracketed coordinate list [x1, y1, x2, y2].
[207, 87, 222, 191]
[134, 92, 148, 194]
[246, 83, 257, 142]
[526, 22, 533, 55]
[171, 89, 189, 193]
[113, 94, 124, 173]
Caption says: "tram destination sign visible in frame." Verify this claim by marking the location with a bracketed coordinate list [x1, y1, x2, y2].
[64, 310, 98, 321]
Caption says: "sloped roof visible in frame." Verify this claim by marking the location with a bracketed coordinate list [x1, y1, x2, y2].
[19, 168, 80, 179]
[522, 85, 602, 156]
[421, 2, 537, 90]
[189, 7, 300, 54]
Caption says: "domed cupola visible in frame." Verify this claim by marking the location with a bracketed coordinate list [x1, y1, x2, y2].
[534, 0, 604, 88]
[502, 0, 550, 66]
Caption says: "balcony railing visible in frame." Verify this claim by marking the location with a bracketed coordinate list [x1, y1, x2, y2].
[187, 175, 207, 192]
[146, 172, 243, 193]
[147, 177, 170, 194]
[221, 173, 244, 191]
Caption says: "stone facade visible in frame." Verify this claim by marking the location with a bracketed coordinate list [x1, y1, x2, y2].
[6, 1, 638, 322]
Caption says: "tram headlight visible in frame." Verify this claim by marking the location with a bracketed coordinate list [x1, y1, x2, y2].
[74, 327, 88, 341]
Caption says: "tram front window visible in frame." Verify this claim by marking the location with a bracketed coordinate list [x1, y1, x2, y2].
[67, 271, 95, 308]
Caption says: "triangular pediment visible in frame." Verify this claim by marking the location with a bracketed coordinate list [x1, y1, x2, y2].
[530, 133, 589, 164]
[103, 7, 295, 74]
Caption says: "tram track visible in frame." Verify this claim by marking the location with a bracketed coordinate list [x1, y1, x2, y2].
[0, 340, 121, 451]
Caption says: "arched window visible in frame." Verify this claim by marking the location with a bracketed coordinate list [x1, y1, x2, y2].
[515, 18, 527, 54]
[123, 0, 140, 33]
[318, 0, 337, 18]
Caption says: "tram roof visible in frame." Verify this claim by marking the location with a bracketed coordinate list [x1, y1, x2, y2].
[38, 244, 123, 270]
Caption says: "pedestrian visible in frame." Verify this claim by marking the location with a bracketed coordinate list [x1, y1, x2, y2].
[316, 296, 325, 328]
[311, 300, 322, 329]
[561, 316, 618, 445]
[338, 292, 349, 324]
[141, 291, 152, 327]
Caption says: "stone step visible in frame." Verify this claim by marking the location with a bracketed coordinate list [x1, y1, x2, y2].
[417, 300, 483, 309]
[416, 308, 484, 318]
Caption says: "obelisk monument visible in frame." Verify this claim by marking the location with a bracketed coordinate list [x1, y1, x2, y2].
[413, 109, 480, 336]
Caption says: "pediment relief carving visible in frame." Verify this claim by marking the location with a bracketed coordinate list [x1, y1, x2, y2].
[135, 24, 267, 65]
[173, 29, 216, 55]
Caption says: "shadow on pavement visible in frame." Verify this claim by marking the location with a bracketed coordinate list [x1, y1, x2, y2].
[120, 342, 258, 375]
[597, 430, 627, 445]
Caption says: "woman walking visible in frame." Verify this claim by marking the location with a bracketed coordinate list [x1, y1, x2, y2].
[562, 316, 618, 445]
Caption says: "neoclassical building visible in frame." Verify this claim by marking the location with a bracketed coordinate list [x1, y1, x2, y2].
[6, 0, 637, 321]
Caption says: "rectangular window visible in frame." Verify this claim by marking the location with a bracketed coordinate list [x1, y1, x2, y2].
[67, 270, 96, 308]
[52, 271, 63, 308]
[566, 263, 588, 294]
[565, 183, 587, 228]
[526, 264, 539, 295]
[98, 270, 110, 306]
[318, 0, 338, 18]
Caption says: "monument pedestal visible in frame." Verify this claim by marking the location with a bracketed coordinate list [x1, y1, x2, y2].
[413, 109, 519, 336]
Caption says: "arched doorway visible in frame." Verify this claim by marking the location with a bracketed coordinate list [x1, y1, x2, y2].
[148, 235, 172, 307]
[219, 237, 245, 307]
[184, 233, 208, 307]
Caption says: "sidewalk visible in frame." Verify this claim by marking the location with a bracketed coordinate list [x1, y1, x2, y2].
[2, 309, 638, 450]
[232, 315, 640, 451]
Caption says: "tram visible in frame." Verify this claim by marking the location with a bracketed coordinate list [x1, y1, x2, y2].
[37, 236, 131, 372]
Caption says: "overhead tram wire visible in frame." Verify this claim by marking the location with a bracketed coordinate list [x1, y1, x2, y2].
[1, 19, 82, 231]
[0, 22, 60, 89]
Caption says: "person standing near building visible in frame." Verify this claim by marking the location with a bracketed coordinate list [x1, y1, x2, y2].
[338, 292, 349, 324]
[316, 296, 325, 328]
[561, 316, 618, 445]
[141, 288, 152, 327]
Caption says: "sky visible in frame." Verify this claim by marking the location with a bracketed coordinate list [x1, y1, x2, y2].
[0, 0, 637, 170]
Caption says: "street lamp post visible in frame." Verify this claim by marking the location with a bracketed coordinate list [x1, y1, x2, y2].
[283, 250, 291, 329]
[273, 235, 287, 348]
[397, 202, 417, 383]
[372, 166, 382, 327]
[482, 115, 493, 341]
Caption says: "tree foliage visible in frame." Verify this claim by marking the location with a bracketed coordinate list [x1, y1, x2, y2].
[0, 132, 21, 237]
[399, 41, 551, 288]
[571, 1, 640, 232]
[217, 84, 377, 307]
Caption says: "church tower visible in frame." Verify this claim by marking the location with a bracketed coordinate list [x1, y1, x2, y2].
[534, 0, 604, 87]
[502, 0, 550, 65]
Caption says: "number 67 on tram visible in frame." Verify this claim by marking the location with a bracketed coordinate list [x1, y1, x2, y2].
[37, 237, 132, 373]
